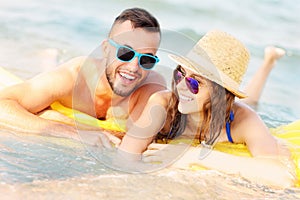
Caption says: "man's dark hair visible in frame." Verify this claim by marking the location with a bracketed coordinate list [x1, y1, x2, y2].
[111, 8, 161, 35]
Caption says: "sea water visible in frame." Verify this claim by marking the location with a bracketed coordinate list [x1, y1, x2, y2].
[0, 0, 300, 199]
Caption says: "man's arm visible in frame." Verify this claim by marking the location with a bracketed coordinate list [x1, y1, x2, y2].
[0, 57, 85, 138]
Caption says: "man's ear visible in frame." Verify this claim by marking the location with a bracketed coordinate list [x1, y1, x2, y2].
[101, 39, 109, 57]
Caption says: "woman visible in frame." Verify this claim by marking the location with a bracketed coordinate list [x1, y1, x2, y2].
[117, 30, 295, 187]
[120, 30, 287, 157]
[160, 30, 283, 153]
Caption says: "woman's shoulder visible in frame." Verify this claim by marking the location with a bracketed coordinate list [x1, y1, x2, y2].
[146, 90, 173, 109]
[232, 101, 268, 139]
[232, 101, 266, 133]
[233, 101, 258, 119]
[149, 90, 172, 102]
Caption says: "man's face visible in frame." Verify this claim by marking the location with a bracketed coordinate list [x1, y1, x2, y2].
[105, 20, 160, 97]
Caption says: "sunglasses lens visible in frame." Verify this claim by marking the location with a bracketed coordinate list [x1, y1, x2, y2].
[185, 77, 199, 94]
[117, 47, 135, 61]
[174, 69, 184, 84]
[117, 47, 157, 69]
[140, 55, 157, 69]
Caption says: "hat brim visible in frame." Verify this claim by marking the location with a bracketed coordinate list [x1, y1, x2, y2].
[168, 54, 247, 99]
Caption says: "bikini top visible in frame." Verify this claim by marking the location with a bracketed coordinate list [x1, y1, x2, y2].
[225, 110, 234, 143]
[165, 110, 235, 144]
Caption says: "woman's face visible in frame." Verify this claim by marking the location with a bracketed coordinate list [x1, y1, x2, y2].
[174, 65, 211, 114]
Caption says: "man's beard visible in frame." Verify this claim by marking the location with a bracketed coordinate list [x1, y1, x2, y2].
[105, 68, 137, 97]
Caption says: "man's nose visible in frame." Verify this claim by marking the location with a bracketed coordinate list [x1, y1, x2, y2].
[128, 56, 140, 72]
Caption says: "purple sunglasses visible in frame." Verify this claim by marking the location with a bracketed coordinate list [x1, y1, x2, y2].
[173, 66, 200, 94]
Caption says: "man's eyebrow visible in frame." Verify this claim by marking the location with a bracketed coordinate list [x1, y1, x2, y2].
[145, 53, 154, 56]
[123, 44, 133, 49]
[123, 44, 155, 56]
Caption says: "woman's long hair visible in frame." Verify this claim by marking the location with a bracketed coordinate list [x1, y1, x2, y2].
[200, 82, 235, 145]
[156, 75, 235, 145]
[155, 78, 186, 143]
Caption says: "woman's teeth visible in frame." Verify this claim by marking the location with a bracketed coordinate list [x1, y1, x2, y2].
[179, 95, 193, 101]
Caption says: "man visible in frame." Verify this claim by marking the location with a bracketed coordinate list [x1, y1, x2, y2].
[0, 8, 166, 144]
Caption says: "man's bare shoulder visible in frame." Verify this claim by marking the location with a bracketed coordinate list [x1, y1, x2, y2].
[57, 56, 105, 79]
[28, 56, 101, 96]
[58, 56, 91, 73]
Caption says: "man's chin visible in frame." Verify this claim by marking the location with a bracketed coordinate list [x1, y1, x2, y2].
[113, 87, 135, 97]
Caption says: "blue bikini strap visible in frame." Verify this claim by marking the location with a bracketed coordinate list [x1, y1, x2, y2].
[225, 110, 234, 143]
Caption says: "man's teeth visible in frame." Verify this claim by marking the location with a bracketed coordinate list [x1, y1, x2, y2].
[120, 72, 135, 80]
[179, 95, 193, 101]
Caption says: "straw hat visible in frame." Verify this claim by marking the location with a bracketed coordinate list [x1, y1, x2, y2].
[169, 30, 250, 98]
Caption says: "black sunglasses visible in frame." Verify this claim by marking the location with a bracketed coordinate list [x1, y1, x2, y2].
[108, 39, 159, 70]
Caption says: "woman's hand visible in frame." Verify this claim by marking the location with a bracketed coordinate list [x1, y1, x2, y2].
[142, 142, 191, 166]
